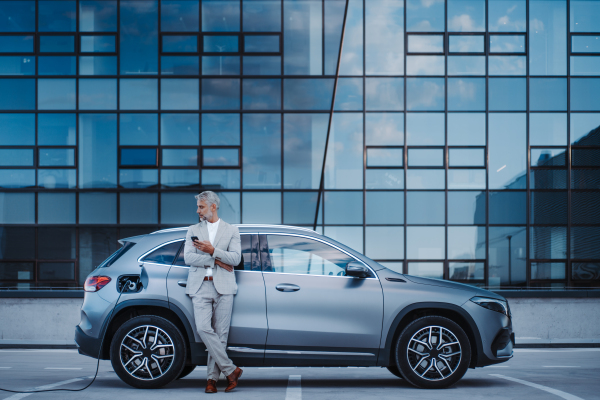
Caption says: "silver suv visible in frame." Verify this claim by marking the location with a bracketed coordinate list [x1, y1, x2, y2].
[75, 225, 514, 390]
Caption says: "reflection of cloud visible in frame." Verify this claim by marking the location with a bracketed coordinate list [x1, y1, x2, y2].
[408, 80, 444, 110]
[365, 0, 404, 74]
[407, 56, 444, 75]
[407, 0, 444, 9]
[451, 36, 482, 52]
[453, 79, 477, 100]
[409, 36, 442, 52]
[421, 0, 444, 7]
[449, 14, 477, 32]
[489, 56, 526, 75]
[530, 18, 545, 32]
[411, 20, 434, 31]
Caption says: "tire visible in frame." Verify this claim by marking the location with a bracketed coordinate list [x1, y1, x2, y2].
[386, 365, 404, 379]
[110, 315, 187, 389]
[176, 364, 197, 380]
[394, 316, 471, 389]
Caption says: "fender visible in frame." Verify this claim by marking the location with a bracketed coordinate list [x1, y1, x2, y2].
[378, 302, 483, 367]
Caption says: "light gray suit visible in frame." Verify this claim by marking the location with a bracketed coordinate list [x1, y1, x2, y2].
[184, 219, 241, 381]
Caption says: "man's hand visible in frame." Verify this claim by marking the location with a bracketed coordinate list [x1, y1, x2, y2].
[193, 240, 215, 256]
[215, 260, 234, 273]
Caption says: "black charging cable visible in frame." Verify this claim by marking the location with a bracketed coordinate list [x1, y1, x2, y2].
[0, 280, 131, 394]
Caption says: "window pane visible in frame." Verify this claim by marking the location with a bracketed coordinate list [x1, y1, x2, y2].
[81, 35, 116, 52]
[0, 170, 35, 188]
[0, 36, 33, 52]
[448, 55, 485, 75]
[367, 148, 403, 167]
[406, 113, 444, 145]
[338, 0, 363, 76]
[38, 169, 76, 189]
[0, 56, 35, 76]
[0, 149, 33, 166]
[283, 78, 334, 110]
[407, 0, 444, 32]
[488, 226, 526, 287]
[243, 56, 281, 75]
[0, 194, 35, 224]
[39, 36, 75, 52]
[325, 113, 363, 189]
[570, 0, 600, 32]
[572, 149, 600, 167]
[243, 0, 281, 32]
[408, 262, 444, 278]
[572, 192, 600, 224]
[408, 148, 443, 167]
[325, 191, 362, 225]
[119, 193, 158, 224]
[202, 114, 240, 145]
[530, 113, 567, 146]
[39, 114, 76, 145]
[203, 148, 239, 166]
[366, 191, 404, 224]
[39, 1, 76, 32]
[490, 35, 525, 53]
[243, 114, 281, 189]
[448, 78, 485, 111]
[407, 191, 445, 224]
[407, 227, 445, 259]
[531, 169, 567, 189]
[39, 149, 75, 166]
[38, 263, 75, 281]
[531, 148, 566, 167]
[449, 35, 484, 52]
[38, 193, 76, 224]
[571, 227, 600, 259]
[531, 262, 565, 280]
[244, 35, 279, 53]
[334, 78, 362, 111]
[448, 191, 486, 224]
[283, 0, 322, 75]
[406, 56, 445, 75]
[489, 0, 526, 32]
[119, 79, 158, 110]
[531, 191, 567, 224]
[406, 78, 444, 110]
[571, 56, 600, 76]
[450, 262, 485, 280]
[38, 79, 76, 110]
[119, 169, 158, 188]
[407, 169, 445, 189]
[571, 78, 600, 111]
[408, 35, 444, 53]
[120, 114, 158, 145]
[202, 0, 240, 32]
[366, 227, 404, 260]
[448, 226, 486, 259]
[282, 192, 319, 225]
[365, 78, 403, 111]
[243, 192, 281, 223]
[202, 56, 240, 75]
[529, 0, 567, 76]
[489, 78, 526, 111]
[0, 263, 34, 281]
[79, 114, 117, 188]
[0, 79, 34, 110]
[160, 0, 199, 32]
[489, 191, 526, 224]
[79, 78, 117, 110]
[488, 56, 526, 75]
[448, 113, 485, 146]
[0, 1, 35, 32]
[530, 78, 567, 111]
[120, 148, 157, 166]
[365, 0, 404, 75]
[163, 149, 197, 166]
[161, 56, 199, 75]
[243, 78, 281, 110]
[161, 169, 199, 188]
[80, 0, 118, 32]
[202, 78, 240, 109]
[571, 113, 600, 145]
[448, 169, 486, 189]
[448, 0, 485, 32]
[120, 0, 158, 75]
[161, 113, 199, 145]
[79, 192, 116, 224]
[572, 262, 600, 282]
[38, 56, 75, 76]
[203, 35, 238, 52]
[79, 56, 117, 75]
[161, 79, 199, 110]
[449, 148, 485, 166]
[142, 241, 182, 265]
[531, 227, 567, 259]
[366, 169, 405, 189]
[366, 113, 404, 146]
[202, 169, 240, 189]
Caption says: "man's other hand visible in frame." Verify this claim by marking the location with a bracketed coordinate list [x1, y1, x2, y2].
[215, 260, 234, 273]
[193, 240, 215, 256]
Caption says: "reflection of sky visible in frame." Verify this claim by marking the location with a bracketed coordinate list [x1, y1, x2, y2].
[488, 0, 526, 32]
[408, 35, 443, 52]
[489, 113, 526, 189]
[407, 0, 445, 32]
[406, 113, 444, 145]
[488, 56, 526, 75]
[448, 0, 485, 32]
[406, 78, 445, 110]
[340, 0, 363, 75]
[449, 35, 484, 52]
[365, 0, 404, 75]
[447, 78, 485, 111]
[448, 56, 485, 75]
[406, 55, 444, 75]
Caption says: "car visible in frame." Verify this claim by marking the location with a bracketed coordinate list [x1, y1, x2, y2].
[75, 224, 514, 390]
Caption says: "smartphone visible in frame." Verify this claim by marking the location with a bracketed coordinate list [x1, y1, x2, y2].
[191, 236, 199, 242]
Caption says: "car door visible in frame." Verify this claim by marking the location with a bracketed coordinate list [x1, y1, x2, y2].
[261, 233, 384, 366]
[166, 234, 267, 366]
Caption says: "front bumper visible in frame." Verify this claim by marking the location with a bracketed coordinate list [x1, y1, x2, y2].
[74, 325, 102, 359]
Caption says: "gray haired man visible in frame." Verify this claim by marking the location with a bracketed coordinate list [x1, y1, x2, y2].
[184, 191, 243, 393]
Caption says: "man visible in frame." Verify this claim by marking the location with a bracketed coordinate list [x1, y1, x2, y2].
[184, 191, 243, 393]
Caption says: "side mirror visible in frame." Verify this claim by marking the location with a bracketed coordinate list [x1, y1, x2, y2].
[345, 261, 369, 278]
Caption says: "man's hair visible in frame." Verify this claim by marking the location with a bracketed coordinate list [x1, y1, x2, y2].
[195, 191, 220, 210]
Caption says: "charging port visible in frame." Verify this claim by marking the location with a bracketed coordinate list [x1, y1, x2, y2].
[117, 275, 142, 293]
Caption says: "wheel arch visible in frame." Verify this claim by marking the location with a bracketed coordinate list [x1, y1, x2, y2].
[379, 302, 483, 369]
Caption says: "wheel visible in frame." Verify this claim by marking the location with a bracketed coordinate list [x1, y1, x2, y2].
[386, 365, 404, 379]
[176, 364, 197, 380]
[394, 316, 471, 389]
[110, 315, 187, 389]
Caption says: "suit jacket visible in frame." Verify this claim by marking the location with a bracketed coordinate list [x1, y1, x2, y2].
[184, 220, 241, 296]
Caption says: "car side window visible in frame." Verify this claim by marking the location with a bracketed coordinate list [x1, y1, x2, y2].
[265, 235, 354, 276]
[142, 241, 183, 265]
[173, 234, 255, 270]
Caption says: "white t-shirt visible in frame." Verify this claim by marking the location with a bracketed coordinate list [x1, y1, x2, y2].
[205, 218, 220, 277]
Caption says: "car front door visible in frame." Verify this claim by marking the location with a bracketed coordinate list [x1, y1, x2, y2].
[261, 234, 384, 366]
[166, 234, 267, 366]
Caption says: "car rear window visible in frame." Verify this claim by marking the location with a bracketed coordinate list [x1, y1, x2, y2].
[98, 242, 135, 268]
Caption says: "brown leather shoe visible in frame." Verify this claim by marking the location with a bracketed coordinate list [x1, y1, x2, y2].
[205, 379, 217, 393]
[225, 367, 243, 392]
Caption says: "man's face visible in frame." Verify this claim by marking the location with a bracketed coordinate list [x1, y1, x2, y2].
[197, 200, 214, 222]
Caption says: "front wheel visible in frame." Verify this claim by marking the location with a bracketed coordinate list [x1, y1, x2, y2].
[177, 364, 197, 380]
[110, 315, 187, 389]
[395, 316, 471, 389]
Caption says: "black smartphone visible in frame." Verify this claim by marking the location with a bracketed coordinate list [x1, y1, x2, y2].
[191, 236, 199, 242]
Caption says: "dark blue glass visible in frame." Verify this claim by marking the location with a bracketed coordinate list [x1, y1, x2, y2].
[201, 78, 240, 110]
[38, 169, 76, 189]
[325, 191, 363, 225]
[243, 56, 281, 75]
[38, 56, 76, 75]
[79, 114, 117, 188]
[448, 113, 486, 145]
[161, 79, 199, 110]
[489, 191, 526, 224]
[366, 191, 404, 224]
[448, 191, 486, 224]
[80, 35, 116, 53]
[203, 36, 239, 52]
[0, 36, 34, 52]
[244, 35, 279, 53]
[0, 79, 34, 110]
[202, 56, 240, 75]
[161, 56, 199, 75]
[120, 79, 158, 110]
[119, 170, 158, 189]
[283, 79, 334, 110]
[570, 78, 600, 111]
[572, 192, 600, 224]
[0, 171, 35, 189]
[37, 193, 76, 224]
[571, 227, 600, 259]
[489, 226, 526, 286]
[243, 0, 281, 32]
[79, 78, 117, 110]
[203, 148, 239, 166]
[367, 148, 403, 167]
[161, 114, 199, 145]
[0, 1, 35, 32]
[79, 193, 117, 224]
[334, 78, 362, 111]
[161, 0, 199, 32]
[202, 169, 240, 189]
[80, 1, 117, 32]
[243, 113, 281, 189]
[531, 191, 567, 224]
[120, 193, 158, 223]
[448, 78, 485, 111]
[120, 114, 158, 145]
[38, 114, 76, 145]
[530, 78, 567, 111]
[160, 170, 199, 188]
[79, 56, 117, 75]
[366, 113, 404, 146]
[120, 148, 157, 166]
[283, 0, 323, 75]
[162, 36, 198, 53]
[40, 36, 75, 53]
[406, 78, 444, 111]
[39, 1, 76, 32]
[0, 56, 35, 75]
[202, 113, 240, 145]
[202, 0, 240, 32]
[39, 149, 75, 166]
[162, 149, 198, 166]
[283, 192, 319, 225]
[120, 1, 158, 75]
[0, 149, 33, 166]
[489, 78, 526, 111]
[406, 113, 444, 145]
[161, 192, 201, 223]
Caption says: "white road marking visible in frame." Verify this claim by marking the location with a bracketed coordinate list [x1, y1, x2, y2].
[543, 366, 581, 368]
[285, 375, 302, 400]
[491, 374, 585, 400]
[44, 368, 82, 370]
[3, 377, 84, 400]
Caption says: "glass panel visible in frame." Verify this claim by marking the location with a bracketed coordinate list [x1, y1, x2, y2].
[38, 169, 76, 189]
[283, 0, 323, 75]
[202, 56, 240, 75]
[39, 56, 75, 75]
[0, 79, 34, 110]
[572, 191, 600, 224]
[570, 0, 600, 32]
[120, 148, 157, 166]
[531, 148, 566, 166]
[448, 191, 486, 224]
[160, 169, 199, 188]
[202, 113, 240, 145]
[161, 114, 199, 145]
[324, 113, 363, 189]
[366, 169, 404, 189]
[244, 35, 279, 53]
[119, 114, 157, 146]
[0, 56, 35, 76]
[38, 263, 75, 281]
[80, 0, 118, 32]
[530, 113, 567, 146]
[79, 114, 117, 188]
[79, 56, 117, 75]
[571, 36, 600, 53]
[367, 148, 403, 167]
[489, 0, 526, 32]
[449, 35, 484, 52]
[407, 227, 445, 259]
[79, 78, 117, 110]
[530, 78, 567, 111]
[572, 149, 600, 167]
[0, 263, 34, 281]
[38, 79, 76, 110]
[406, 78, 445, 110]
[79, 192, 116, 224]
[243, 0, 281, 32]
[120, 192, 158, 223]
[120, 1, 158, 75]
[203, 35, 238, 52]
[334, 78, 362, 111]
[0, 1, 35, 32]
[283, 78, 333, 110]
[242, 78, 281, 110]
[408, 148, 443, 167]
[366, 113, 404, 146]
[489, 78, 526, 110]
[571, 78, 600, 111]
[325, 191, 362, 225]
[243, 114, 281, 189]
[39, 149, 75, 166]
[449, 148, 485, 166]
[531, 262, 565, 280]
[162, 35, 198, 53]
[447, 78, 485, 111]
[571, 227, 600, 259]
[37, 228, 76, 260]
[202, 0, 240, 32]
[39, 1, 76, 32]
[161, 56, 199, 75]
[366, 227, 404, 260]
[406, 56, 445, 75]
[161, 79, 199, 110]
[449, 262, 485, 280]
[447, 113, 485, 145]
[39, 36, 75, 52]
[119, 79, 158, 110]
[488, 226, 526, 287]
[572, 262, 600, 282]
[365, 78, 404, 111]
[203, 148, 239, 166]
[571, 113, 600, 145]
[242, 192, 281, 223]
[0, 228, 34, 259]
[162, 149, 197, 166]
[366, 191, 404, 224]
[119, 169, 158, 188]
[448, 169, 486, 189]
[408, 35, 444, 52]
[531, 191, 567, 224]
[448, 55, 485, 75]
[570, 56, 600, 76]
[0, 114, 34, 145]
[407, 169, 445, 189]
[489, 191, 526, 224]
[201, 78, 240, 109]
[407, 0, 444, 32]
[488, 56, 526, 75]
[531, 227, 567, 260]
[531, 169, 567, 189]
[406, 113, 444, 145]
[160, 0, 199, 32]
[529, 0, 567, 76]
[142, 241, 181, 265]
[38, 193, 76, 224]
[81, 35, 115, 52]
[282, 191, 319, 225]
[0, 149, 33, 166]
[0, 170, 35, 189]
[39, 114, 76, 145]
[202, 169, 240, 189]
[324, 0, 344, 75]
[0, 36, 34, 53]
[283, 113, 327, 190]
[339, 0, 363, 76]
[243, 56, 281, 75]
[448, 226, 485, 259]
[365, 0, 404, 75]
[571, 169, 600, 189]
[448, 0, 485, 32]
[489, 35, 525, 53]
[408, 262, 444, 278]
[0, 195, 34, 223]
[407, 191, 445, 224]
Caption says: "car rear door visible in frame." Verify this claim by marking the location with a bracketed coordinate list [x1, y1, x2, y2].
[260, 233, 384, 366]
[166, 233, 267, 366]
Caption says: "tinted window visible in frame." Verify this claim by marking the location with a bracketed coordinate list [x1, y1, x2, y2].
[142, 241, 182, 265]
[173, 234, 254, 270]
[265, 235, 355, 277]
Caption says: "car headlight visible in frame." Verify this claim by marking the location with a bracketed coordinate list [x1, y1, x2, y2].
[470, 296, 510, 317]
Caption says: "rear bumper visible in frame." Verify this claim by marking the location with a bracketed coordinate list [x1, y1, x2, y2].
[74, 325, 102, 359]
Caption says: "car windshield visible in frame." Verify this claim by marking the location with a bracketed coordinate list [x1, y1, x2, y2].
[97, 242, 135, 269]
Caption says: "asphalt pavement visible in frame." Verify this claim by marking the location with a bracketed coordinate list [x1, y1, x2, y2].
[0, 348, 598, 400]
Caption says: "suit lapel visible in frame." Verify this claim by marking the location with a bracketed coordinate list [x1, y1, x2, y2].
[212, 220, 227, 248]
[198, 221, 209, 242]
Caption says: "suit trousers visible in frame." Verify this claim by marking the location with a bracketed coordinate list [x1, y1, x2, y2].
[190, 281, 237, 381]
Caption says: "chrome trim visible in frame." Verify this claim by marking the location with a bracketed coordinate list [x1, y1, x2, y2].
[227, 347, 264, 354]
[137, 239, 184, 264]
[265, 350, 375, 357]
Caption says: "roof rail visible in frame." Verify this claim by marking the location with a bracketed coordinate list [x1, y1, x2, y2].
[150, 224, 318, 235]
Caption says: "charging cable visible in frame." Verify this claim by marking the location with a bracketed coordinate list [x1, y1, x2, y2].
[0, 280, 131, 394]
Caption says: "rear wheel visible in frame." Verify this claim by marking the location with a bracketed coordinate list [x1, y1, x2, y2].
[110, 315, 187, 389]
[394, 316, 471, 389]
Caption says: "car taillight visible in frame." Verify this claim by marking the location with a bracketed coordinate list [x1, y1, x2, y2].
[84, 276, 111, 292]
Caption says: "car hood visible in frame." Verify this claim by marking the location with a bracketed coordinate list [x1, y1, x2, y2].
[403, 275, 506, 300]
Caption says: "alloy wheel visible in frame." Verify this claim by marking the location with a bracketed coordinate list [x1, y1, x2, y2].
[406, 325, 462, 382]
[120, 325, 175, 380]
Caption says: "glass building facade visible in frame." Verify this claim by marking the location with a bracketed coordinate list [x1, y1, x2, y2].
[0, 0, 599, 290]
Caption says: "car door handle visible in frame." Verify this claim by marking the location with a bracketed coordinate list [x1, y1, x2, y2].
[275, 283, 300, 292]
[178, 280, 187, 287]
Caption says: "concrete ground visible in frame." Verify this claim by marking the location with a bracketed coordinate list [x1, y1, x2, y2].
[0, 348, 598, 400]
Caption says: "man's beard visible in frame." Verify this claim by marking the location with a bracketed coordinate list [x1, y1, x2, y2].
[199, 210, 213, 222]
